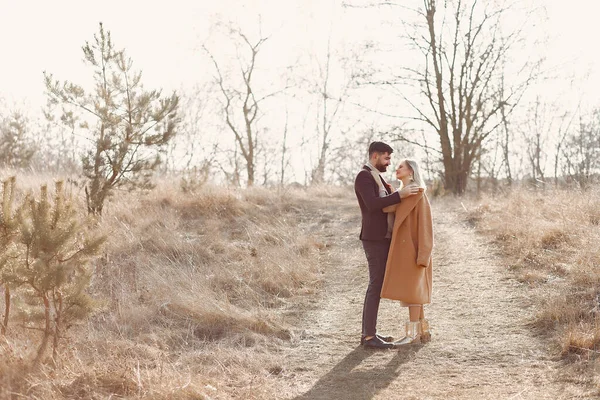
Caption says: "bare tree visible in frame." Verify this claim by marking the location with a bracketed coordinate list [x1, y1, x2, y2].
[478, 130, 504, 193]
[279, 109, 291, 186]
[561, 110, 600, 189]
[162, 85, 221, 193]
[216, 143, 243, 187]
[360, 0, 542, 194]
[521, 97, 550, 183]
[498, 67, 513, 186]
[329, 126, 403, 184]
[419, 128, 437, 182]
[255, 127, 279, 186]
[553, 107, 579, 187]
[515, 96, 579, 188]
[330, 127, 377, 184]
[204, 25, 287, 187]
[309, 37, 356, 184]
[163, 86, 212, 172]
[0, 111, 35, 169]
[423, 0, 542, 193]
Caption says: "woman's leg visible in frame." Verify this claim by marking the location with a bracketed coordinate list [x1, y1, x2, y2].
[419, 305, 431, 342]
[395, 306, 422, 345]
[408, 305, 421, 322]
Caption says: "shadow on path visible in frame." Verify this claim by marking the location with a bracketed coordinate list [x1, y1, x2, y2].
[293, 345, 421, 400]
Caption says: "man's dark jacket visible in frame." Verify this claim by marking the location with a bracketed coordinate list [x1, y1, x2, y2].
[354, 165, 401, 240]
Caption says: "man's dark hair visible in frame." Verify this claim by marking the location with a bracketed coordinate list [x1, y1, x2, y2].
[368, 141, 393, 157]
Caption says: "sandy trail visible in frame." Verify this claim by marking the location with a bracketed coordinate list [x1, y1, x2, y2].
[272, 198, 596, 399]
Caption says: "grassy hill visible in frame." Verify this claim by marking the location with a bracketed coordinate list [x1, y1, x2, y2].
[0, 179, 349, 399]
[463, 187, 600, 368]
[1, 179, 599, 398]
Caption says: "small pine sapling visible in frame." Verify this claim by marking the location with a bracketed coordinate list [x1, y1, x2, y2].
[0, 177, 18, 335]
[14, 181, 105, 364]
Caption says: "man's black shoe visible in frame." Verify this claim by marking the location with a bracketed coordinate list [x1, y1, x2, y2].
[360, 334, 394, 345]
[363, 335, 396, 349]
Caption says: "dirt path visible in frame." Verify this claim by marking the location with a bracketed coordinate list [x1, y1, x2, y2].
[272, 199, 596, 399]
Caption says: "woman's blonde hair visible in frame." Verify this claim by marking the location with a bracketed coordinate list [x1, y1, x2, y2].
[402, 158, 426, 189]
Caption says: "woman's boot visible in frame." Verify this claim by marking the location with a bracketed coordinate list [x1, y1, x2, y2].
[394, 321, 421, 345]
[420, 319, 431, 343]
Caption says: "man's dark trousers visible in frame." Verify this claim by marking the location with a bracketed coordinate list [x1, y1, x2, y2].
[361, 238, 391, 337]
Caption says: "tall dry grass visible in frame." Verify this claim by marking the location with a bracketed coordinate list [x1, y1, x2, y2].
[0, 177, 350, 399]
[463, 186, 600, 364]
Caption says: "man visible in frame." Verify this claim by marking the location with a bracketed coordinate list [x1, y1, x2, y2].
[355, 141, 420, 349]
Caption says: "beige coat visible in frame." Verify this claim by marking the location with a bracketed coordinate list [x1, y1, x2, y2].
[380, 189, 433, 305]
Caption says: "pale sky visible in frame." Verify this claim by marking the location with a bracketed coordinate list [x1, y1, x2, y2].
[2, 0, 598, 109]
[0, 0, 339, 109]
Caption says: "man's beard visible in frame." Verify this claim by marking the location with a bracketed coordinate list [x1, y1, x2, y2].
[375, 163, 387, 172]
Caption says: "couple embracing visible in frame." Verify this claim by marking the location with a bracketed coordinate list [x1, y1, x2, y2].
[354, 141, 433, 349]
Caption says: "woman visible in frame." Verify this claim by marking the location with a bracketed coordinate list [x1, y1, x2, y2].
[380, 159, 433, 345]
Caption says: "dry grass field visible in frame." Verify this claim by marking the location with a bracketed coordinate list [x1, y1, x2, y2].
[1, 178, 599, 399]
[0, 177, 346, 399]
[462, 186, 600, 379]
[270, 190, 599, 399]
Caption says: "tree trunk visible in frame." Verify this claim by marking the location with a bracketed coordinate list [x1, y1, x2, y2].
[312, 159, 325, 185]
[52, 291, 63, 365]
[476, 154, 482, 196]
[1, 284, 9, 335]
[426, 2, 457, 194]
[35, 293, 52, 365]
[500, 101, 513, 186]
[280, 113, 288, 186]
[456, 168, 469, 195]
[246, 160, 255, 187]
[85, 184, 105, 215]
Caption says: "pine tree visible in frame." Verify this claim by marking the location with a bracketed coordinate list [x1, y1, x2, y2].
[0, 177, 18, 335]
[0, 112, 36, 169]
[44, 23, 180, 214]
[8, 181, 105, 364]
